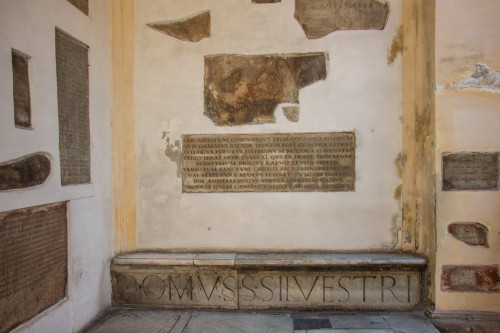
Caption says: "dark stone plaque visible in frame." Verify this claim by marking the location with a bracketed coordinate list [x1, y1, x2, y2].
[442, 152, 499, 191]
[0, 202, 67, 333]
[0, 153, 51, 191]
[294, 0, 390, 39]
[448, 222, 489, 247]
[182, 132, 355, 193]
[147, 11, 211, 42]
[56, 28, 91, 186]
[441, 265, 499, 293]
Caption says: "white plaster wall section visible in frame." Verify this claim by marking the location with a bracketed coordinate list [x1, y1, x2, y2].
[0, 0, 113, 331]
[135, 0, 403, 250]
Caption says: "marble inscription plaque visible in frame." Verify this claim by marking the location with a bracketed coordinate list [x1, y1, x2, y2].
[182, 132, 355, 193]
[295, 0, 390, 39]
[442, 152, 499, 191]
[0, 202, 67, 333]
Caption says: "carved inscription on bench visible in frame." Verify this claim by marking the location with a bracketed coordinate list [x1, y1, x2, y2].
[182, 132, 355, 193]
[112, 268, 420, 310]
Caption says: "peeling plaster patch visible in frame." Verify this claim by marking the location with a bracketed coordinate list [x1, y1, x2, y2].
[162, 131, 181, 178]
[204, 53, 327, 126]
[295, 0, 390, 39]
[434, 84, 444, 93]
[282, 106, 300, 122]
[147, 11, 210, 42]
[387, 25, 403, 65]
[457, 63, 500, 93]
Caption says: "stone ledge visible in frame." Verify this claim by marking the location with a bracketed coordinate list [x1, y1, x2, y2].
[113, 252, 427, 269]
[111, 252, 427, 311]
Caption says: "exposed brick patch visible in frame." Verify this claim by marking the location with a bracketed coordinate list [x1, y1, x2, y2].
[11, 49, 32, 128]
[66, 0, 88, 15]
[448, 223, 489, 247]
[441, 265, 499, 292]
[0, 202, 67, 332]
[55, 28, 91, 185]
[0, 153, 51, 191]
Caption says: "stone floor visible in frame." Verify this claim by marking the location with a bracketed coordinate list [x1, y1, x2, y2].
[82, 309, 441, 333]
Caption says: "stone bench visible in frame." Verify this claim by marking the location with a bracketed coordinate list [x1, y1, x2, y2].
[111, 252, 427, 311]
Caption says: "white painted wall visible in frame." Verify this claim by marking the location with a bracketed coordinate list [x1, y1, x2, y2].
[135, 0, 404, 251]
[434, 0, 500, 312]
[0, 0, 113, 331]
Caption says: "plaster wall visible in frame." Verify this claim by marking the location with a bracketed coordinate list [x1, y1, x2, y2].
[0, 0, 113, 331]
[434, 0, 500, 311]
[134, 0, 404, 251]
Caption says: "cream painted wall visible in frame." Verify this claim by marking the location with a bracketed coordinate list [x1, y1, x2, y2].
[134, 0, 404, 251]
[0, 0, 113, 331]
[435, 0, 500, 312]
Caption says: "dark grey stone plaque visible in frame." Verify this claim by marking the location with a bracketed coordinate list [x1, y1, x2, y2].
[0, 203, 67, 333]
[442, 152, 499, 191]
[182, 132, 355, 193]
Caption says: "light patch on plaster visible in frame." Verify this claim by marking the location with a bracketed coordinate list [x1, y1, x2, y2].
[162, 131, 181, 178]
[434, 84, 444, 93]
[457, 63, 500, 93]
[387, 25, 403, 65]
[282, 105, 300, 122]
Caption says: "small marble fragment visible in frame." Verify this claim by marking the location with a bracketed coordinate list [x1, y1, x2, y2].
[148, 11, 210, 42]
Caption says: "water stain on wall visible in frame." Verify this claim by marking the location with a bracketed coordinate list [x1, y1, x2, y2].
[387, 25, 403, 65]
[162, 131, 181, 178]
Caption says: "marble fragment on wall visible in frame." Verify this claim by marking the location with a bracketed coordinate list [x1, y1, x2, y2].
[204, 53, 328, 126]
[294, 0, 390, 39]
[0, 153, 51, 191]
[147, 11, 210, 42]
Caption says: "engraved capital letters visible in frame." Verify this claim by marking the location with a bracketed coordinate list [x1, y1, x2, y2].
[353, 276, 376, 302]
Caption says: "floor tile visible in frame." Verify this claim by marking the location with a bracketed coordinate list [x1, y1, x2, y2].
[330, 314, 389, 329]
[293, 318, 333, 330]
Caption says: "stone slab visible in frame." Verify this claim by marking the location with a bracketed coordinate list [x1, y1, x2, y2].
[442, 152, 499, 191]
[0, 153, 51, 191]
[182, 132, 355, 193]
[294, 0, 390, 39]
[0, 202, 67, 333]
[111, 252, 425, 311]
[147, 11, 210, 42]
[235, 253, 427, 268]
[441, 265, 499, 292]
[447, 222, 489, 247]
